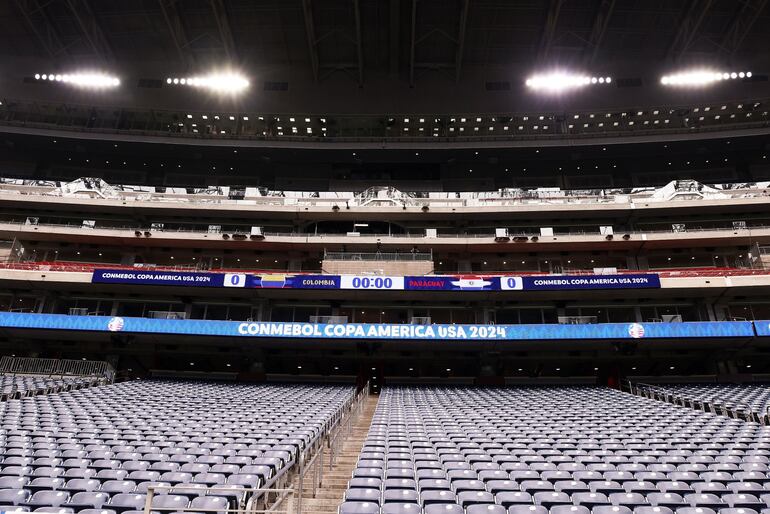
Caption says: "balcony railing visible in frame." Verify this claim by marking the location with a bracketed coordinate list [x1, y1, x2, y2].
[0, 260, 768, 279]
[0, 219, 766, 240]
[323, 251, 433, 261]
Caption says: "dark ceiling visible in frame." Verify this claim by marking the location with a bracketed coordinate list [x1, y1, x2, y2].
[1, 0, 769, 86]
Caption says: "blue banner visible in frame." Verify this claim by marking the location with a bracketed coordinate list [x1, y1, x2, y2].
[517, 274, 661, 290]
[92, 270, 661, 292]
[752, 320, 770, 336]
[0, 313, 753, 341]
[91, 269, 227, 287]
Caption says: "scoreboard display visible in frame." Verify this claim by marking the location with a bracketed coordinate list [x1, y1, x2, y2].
[92, 270, 661, 292]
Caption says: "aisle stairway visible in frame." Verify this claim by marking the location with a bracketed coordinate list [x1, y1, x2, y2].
[289, 394, 379, 514]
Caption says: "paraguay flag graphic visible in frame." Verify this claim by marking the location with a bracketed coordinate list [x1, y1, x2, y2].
[449, 276, 493, 290]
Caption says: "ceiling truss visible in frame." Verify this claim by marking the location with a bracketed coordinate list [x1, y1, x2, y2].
[666, 0, 716, 62]
[718, 0, 769, 58]
[61, 0, 115, 62]
[12, 0, 70, 59]
[158, 0, 196, 69]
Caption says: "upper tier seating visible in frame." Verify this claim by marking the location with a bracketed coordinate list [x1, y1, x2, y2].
[656, 384, 770, 417]
[0, 380, 355, 513]
[340, 386, 770, 514]
[0, 375, 101, 400]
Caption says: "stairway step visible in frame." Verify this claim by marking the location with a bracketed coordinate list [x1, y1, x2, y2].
[289, 396, 379, 514]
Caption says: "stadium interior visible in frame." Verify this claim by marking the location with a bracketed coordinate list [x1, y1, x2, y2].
[2, 0, 770, 512]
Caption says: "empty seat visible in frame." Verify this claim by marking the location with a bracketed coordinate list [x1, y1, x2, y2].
[345, 488, 380, 505]
[67, 491, 110, 509]
[189, 495, 229, 514]
[338, 501, 380, 514]
[150, 494, 189, 511]
[23, 490, 70, 508]
[0, 488, 30, 505]
[382, 504, 422, 514]
[107, 493, 147, 512]
[424, 505, 464, 514]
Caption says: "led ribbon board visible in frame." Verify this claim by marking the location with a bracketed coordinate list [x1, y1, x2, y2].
[750, 321, 770, 336]
[0, 313, 753, 341]
[91, 270, 661, 292]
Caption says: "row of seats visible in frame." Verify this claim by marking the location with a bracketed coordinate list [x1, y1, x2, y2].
[0, 379, 356, 513]
[0, 375, 98, 398]
[658, 384, 770, 416]
[339, 503, 769, 514]
[340, 386, 770, 514]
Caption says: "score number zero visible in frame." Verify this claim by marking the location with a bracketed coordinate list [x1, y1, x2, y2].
[223, 273, 247, 288]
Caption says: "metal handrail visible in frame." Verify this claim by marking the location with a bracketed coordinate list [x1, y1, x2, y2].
[0, 356, 114, 382]
[144, 485, 294, 514]
[324, 251, 433, 261]
[328, 381, 369, 470]
[0, 219, 768, 239]
[293, 383, 367, 513]
[628, 380, 768, 424]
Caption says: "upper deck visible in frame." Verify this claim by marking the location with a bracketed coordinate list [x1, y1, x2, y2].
[0, 177, 768, 223]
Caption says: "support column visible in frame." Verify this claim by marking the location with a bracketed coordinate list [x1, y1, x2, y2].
[712, 302, 729, 321]
[705, 302, 717, 322]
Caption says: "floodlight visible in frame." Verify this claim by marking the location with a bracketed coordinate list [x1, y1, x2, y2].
[35, 72, 120, 88]
[166, 72, 250, 93]
[525, 71, 612, 93]
[661, 69, 751, 87]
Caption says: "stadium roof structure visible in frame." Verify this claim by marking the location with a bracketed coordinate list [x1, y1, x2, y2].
[0, 0, 768, 116]
[1, 0, 768, 82]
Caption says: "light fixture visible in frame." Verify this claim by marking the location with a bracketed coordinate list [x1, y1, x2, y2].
[35, 72, 120, 88]
[660, 69, 751, 87]
[165, 72, 249, 93]
[525, 72, 612, 93]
